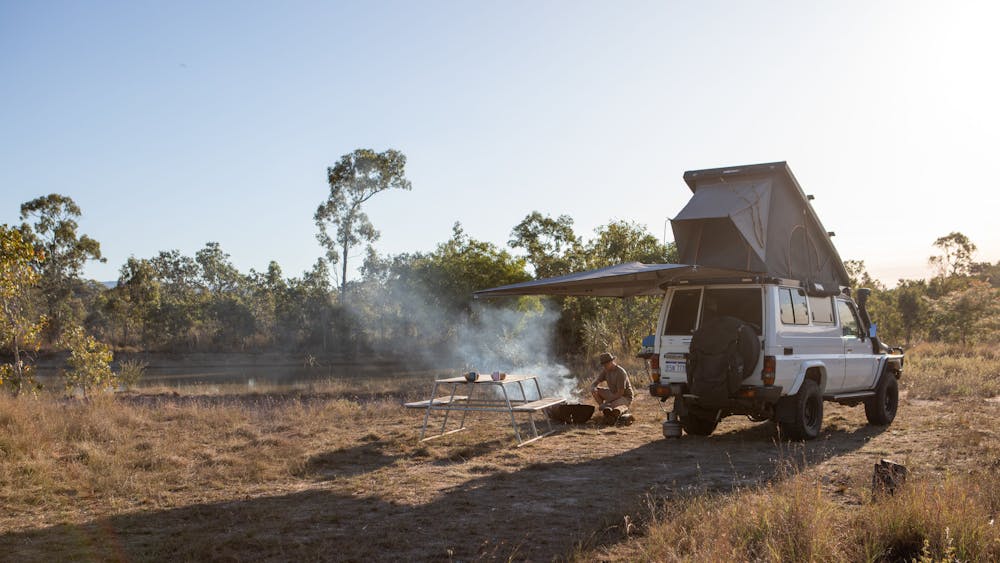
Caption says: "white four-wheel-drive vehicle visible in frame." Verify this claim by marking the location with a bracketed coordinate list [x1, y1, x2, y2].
[646, 280, 903, 439]
[476, 161, 904, 439]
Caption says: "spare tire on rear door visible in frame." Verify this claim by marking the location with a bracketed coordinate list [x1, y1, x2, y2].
[686, 316, 760, 405]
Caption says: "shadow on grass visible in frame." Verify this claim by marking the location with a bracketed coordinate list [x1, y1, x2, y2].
[0, 422, 887, 562]
[299, 441, 402, 480]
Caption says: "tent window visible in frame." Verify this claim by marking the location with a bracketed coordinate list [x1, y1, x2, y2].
[664, 289, 701, 335]
[779, 287, 809, 325]
[809, 296, 835, 324]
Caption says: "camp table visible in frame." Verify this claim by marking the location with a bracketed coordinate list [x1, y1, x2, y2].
[404, 374, 565, 446]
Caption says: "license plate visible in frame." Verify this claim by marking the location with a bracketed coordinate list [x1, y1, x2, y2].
[663, 361, 686, 373]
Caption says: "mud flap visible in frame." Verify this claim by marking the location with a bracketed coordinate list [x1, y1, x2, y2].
[773, 394, 798, 423]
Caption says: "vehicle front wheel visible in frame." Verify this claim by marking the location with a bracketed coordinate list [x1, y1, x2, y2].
[680, 410, 719, 436]
[778, 379, 823, 440]
[864, 372, 899, 425]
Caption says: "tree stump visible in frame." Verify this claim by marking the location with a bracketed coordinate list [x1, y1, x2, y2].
[872, 459, 908, 496]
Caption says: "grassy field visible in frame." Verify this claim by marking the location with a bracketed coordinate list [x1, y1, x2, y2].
[0, 347, 998, 561]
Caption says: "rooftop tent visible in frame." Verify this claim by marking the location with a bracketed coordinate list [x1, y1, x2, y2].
[673, 162, 850, 289]
[475, 161, 850, 299]
[473, 262, 750, 298]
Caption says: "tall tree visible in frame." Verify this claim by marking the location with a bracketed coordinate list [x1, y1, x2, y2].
[117, 257, 161, 345]
[586, 220, 676, 268]
[147, 250, 202, 348]
[195, 242, 242, 293]
[0, 225, 47, 395]
[19, 194, 104, 341]
[315, 148, 411, 297]
[844, 259, 884, 290]
[929, 279, 998, 345]
[582, 220, 676, 356]
[409, 222, 530, 317]
[508, 212, 584, 278]
[895, 279, 929, 346]
[929, 231, 977, 277]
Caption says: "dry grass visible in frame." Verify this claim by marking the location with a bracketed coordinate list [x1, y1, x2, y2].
[0, 390, 413, 531]
[1, 346, 998, 561]
[582, 467, 1000, 562]
[573, 343, 1000, 562]
[903, 342, 1000, 399]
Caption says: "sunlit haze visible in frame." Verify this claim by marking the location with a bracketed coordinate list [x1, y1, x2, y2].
[3, 1, 998, 286]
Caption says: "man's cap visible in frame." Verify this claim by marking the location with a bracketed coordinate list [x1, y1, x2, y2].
[598, 352, 615, 364]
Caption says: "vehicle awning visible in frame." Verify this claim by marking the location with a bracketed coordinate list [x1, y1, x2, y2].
[474, 262, 752, 298]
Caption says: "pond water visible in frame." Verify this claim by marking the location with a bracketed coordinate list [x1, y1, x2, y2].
[30, 355, 596, 398]
[33, 360, 441, 392]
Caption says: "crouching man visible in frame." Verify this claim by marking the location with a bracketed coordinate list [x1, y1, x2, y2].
[590, 352, 634, 423]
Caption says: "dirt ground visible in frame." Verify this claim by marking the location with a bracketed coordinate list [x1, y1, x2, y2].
[2, 389, 998, 561]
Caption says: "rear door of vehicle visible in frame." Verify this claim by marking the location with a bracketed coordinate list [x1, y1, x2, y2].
[657, 285, 764, 384]
[658, 288, 702, 383]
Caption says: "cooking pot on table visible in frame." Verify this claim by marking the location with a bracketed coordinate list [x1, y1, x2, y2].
[545, 403, 595, 424]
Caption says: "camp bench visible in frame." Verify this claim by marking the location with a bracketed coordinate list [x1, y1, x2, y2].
[403, 396, 469, 408]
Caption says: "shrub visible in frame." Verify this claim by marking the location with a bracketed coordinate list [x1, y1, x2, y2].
[61, 327, 115, 397]
[116, 359, 147, 391]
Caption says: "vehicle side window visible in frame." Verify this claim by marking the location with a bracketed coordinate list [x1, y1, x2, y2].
[837, 300, 860, 337]
[808, 296, 835, 324]
[664, 289, 701, 335]
[779, 287, 809, 325]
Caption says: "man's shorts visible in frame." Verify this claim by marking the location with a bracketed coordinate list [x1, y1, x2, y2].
[596, 388, 632, 414]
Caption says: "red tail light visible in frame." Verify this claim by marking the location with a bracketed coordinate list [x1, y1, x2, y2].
[650, 355, 661, 383]
[762, 356, 776, 386]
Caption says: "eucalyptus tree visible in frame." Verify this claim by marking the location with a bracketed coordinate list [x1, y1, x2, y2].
[929, 231, 977, 277]
[315, 148, 411, 298]
[19, 194, 104, 341]
[508, 211, 584, 278]
[149, 250, 202, 347]
[116, 257, 161, 346]
[0, 225, 46, 395]
[582, 220, 676, 357]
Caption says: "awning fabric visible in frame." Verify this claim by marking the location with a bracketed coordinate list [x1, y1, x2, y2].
[474, 262, 750, 298]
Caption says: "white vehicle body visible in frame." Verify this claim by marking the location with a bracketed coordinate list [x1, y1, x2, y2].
[648, 279, 904, 438]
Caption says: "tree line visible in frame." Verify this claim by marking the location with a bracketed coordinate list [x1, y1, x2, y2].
[2, 149, 999, 395]
[847, 232, 1000, 347]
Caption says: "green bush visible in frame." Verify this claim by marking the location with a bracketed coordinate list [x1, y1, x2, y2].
[116, 359, 147, 391]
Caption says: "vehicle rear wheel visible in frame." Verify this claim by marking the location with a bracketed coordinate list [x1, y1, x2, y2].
[680, 410, 719, 436]
[864, 372, 898, 425]
[778, 379, 823, 440]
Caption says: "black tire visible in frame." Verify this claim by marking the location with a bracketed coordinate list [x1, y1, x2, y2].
[865, 372, 899, 425]
[778, 379, 823, 440]
[681, 410, 719, 436]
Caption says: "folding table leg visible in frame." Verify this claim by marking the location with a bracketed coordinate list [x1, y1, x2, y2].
[500, 384, 522, 444]
[458, 385, 473, 430]
[439, 383, 458, 436]
[419, 381, 440, 440]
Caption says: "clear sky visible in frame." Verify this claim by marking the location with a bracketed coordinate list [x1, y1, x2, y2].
[3, 1, 998, 286]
